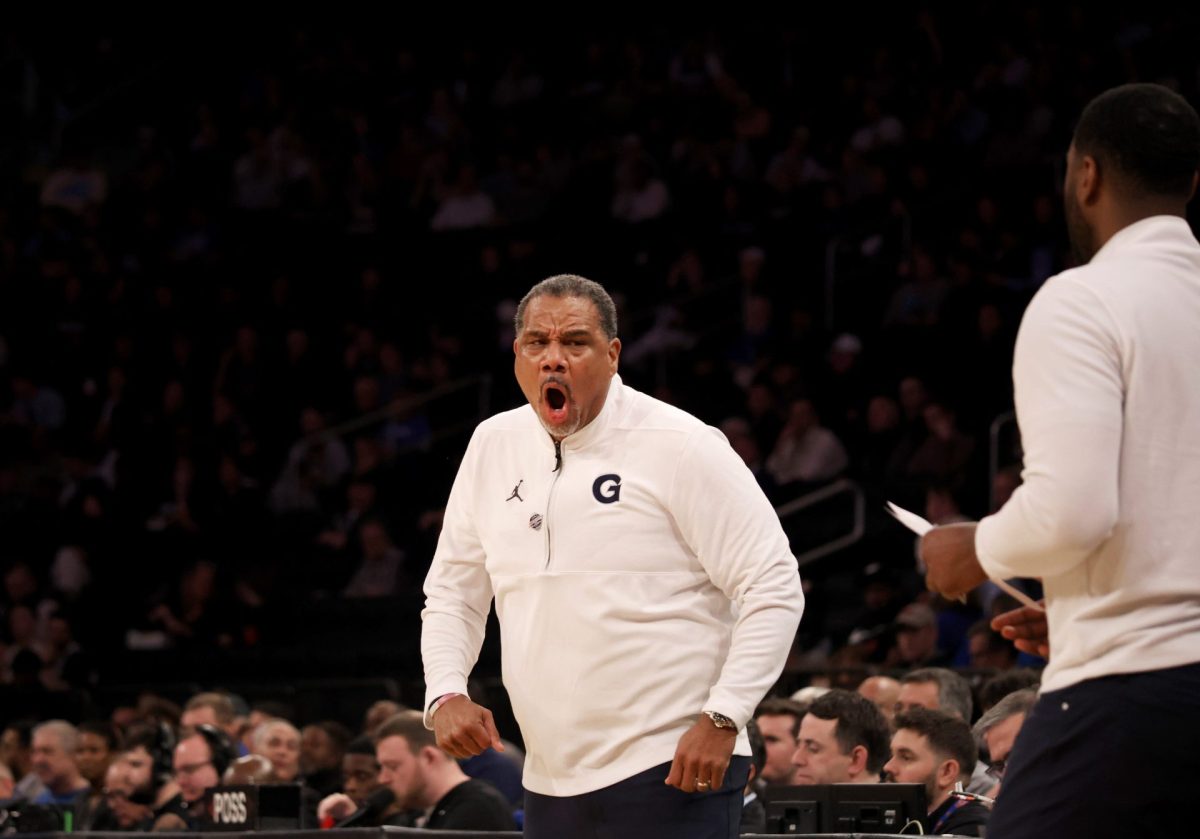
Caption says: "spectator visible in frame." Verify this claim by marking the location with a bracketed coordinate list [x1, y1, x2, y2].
[790, 690, 890, 785]
[252, 719, 301, 783]
[884, 708, 989, 836]
[323, 712, 512, 831]
[739, 720, 767, 835]
[106, 724, 188, 830]
[895, 668, 993, 794]
[74, 720, 120, 810]
[300, 721, 352, 798]
[966, 619, 1017, 671]
[173, 725, 236, 825]
[856, 675, 901, 724]
[765, 398, 849, 488]
[752, 697, 807, 787]
[316, 735, 412, 828]
[887, 602, 953, 668]
[972, 687, 1037, 795]
[342, 519, 406, 599]
[180, 692, 242, 744]
[30, 720, 90, 806]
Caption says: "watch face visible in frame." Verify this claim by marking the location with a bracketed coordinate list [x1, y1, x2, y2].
[707, 711, 735, 729]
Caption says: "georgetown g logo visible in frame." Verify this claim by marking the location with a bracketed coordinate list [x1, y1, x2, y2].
[592, 474, 622, 504]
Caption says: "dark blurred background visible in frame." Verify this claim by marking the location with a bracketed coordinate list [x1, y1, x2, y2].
[1, 8, 1197, 723]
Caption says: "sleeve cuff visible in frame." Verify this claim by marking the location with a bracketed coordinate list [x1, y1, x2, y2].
[976, 513, 1021, 581]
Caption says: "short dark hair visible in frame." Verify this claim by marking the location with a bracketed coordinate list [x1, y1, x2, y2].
[894, 707, 978, 783]
[1074, 83, 1200, 200]
[514, 274, 619, 340]
[3, 719, 38, 749]
[373, 711, 437, 754]
[345, 735, 377, 758]
[191, 724, 236, 777]
[78, 720, 122, 752]
[123, 723, 176, 784]
[251, 700, 296, 722]
[745, 719, 767, 781]
[979, 669, 1041, 713]
[316, 721, 353, 753]
[902, 667, 973, 722]
[754, 697, 808, 738]
[967, 620, 1016, 663]
[806, 689, 891, 774]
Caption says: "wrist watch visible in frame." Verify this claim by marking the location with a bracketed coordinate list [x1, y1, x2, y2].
[702, 710, 737, 730]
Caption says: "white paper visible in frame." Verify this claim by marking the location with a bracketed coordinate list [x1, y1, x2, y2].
[885, 501, 1045, 612]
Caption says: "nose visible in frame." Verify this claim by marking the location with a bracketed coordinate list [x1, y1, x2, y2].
[541, 341, 566, 371]
[791, 745, 805, 766]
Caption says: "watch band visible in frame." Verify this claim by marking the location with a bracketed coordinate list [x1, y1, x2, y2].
[702, 709, 737, 730]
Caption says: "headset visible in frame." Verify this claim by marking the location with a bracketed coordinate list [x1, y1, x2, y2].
[193, 724, 237, 777]
[122, 721, 178, 804]
[150, 721, 178, 788]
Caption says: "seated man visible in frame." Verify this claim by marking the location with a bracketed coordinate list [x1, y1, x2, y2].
[112, 724, 188, 830]
[752, 697, 807, 787]
[895, 667, 973, 721]
[856, 675, 901, 724]
[30, 721, 90, 807]
[325, 712, 512, 832]
[739, 720, 767, 835]
[896, 666, 992, 794]
[884, 708, 990, 837]
[790, 690, 890, 785]
[173, 724, 236, 826]
[972, 687, 1038, 796]
[92, 761, 147, 830]
[317, 736, 412, 827]
[300, 721, 351, 798]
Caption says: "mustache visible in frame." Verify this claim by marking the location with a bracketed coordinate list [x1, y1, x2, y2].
[540, 376, 572, 397]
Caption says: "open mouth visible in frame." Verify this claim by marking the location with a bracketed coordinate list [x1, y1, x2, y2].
[542, 382, 570, 423]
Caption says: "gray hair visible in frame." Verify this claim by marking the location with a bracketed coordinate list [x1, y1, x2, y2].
[514, 274, 618, 340]
[972, 687, 1038, 744]
[903, 667, 973, 722]
[33, 720, 79, 753]
[252, 718, 300, 752]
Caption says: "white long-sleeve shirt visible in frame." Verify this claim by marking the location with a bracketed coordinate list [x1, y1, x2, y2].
[422, 375, 804, 795]
[976, 215, 1200, 692]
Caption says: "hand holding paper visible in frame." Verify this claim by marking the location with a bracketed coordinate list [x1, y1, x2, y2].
[886, 502, 1044, 612]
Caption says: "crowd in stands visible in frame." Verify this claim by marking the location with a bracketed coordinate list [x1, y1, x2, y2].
[1, 690, 523, 831]
[0, 670, 1041, 834]
[0, 12, 1197, 833]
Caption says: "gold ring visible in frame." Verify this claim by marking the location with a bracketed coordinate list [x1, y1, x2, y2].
[695, 779, 711, 789]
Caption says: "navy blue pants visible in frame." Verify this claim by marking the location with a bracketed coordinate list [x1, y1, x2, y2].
[987, 660, 1200, 839]
[523, 757, 750, 839]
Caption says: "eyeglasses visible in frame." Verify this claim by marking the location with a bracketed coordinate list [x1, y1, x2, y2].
[174, 760, 213, 777]
[986, 759, 1007, 781]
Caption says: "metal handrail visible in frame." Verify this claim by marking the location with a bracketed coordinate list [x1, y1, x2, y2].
[775, 478, 866, 568]
[312, 374, 494, 452]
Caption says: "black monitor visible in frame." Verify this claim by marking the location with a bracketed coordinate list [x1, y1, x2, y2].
[762, 783, 927, 834]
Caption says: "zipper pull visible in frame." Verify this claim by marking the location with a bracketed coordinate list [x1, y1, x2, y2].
[553, 440, 562, 472]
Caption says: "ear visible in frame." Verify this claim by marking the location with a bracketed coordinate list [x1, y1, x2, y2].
[608, 337, 621, 373]
[936, 758, 961, 791]
[1076, 154, 1101, 207]
[847, 744, 869, 777]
